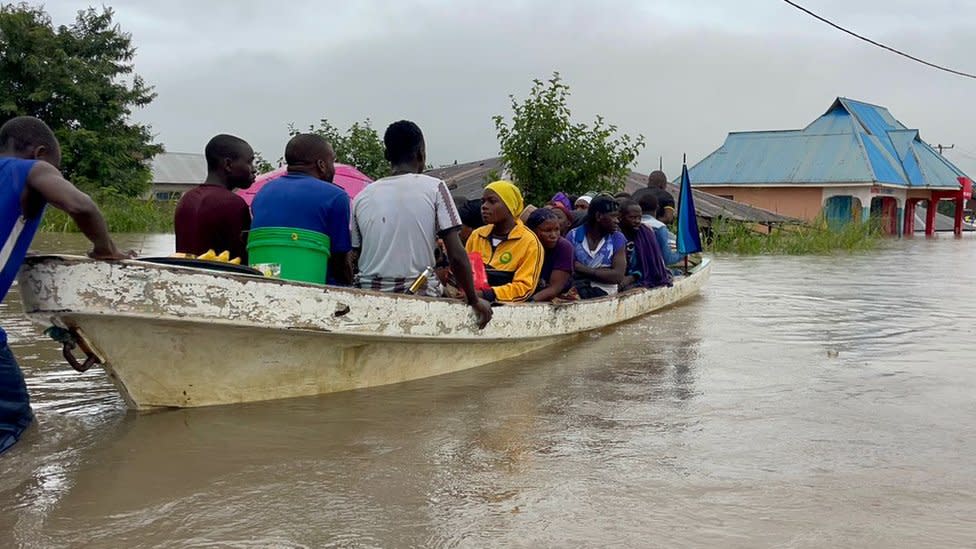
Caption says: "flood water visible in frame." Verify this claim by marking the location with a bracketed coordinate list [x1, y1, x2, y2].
[1, 233, 975, 548]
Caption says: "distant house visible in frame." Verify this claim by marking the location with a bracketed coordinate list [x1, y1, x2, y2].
[688, 97, 973, 235]
[425, 157, 797, 227]
[147, 152, 206, 200]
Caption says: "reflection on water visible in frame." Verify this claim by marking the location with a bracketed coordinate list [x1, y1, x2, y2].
[1, 233, 975, 547]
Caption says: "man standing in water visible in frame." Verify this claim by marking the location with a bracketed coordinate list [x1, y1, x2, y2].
[174, 134, 256, 262]
[0, 116, 130, 455]
[350, 120, 492, 329]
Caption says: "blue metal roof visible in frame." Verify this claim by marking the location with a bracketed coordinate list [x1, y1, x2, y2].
[691, 97, 967, 190]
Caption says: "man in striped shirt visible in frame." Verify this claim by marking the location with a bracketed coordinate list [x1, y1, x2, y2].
[350, 120, 492, 329]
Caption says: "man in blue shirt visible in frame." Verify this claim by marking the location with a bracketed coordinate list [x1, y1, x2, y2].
[250, 134, 352, 285]
[0, 116, 129, 455]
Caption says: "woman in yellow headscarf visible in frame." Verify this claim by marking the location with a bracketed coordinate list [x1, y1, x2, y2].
[465, 181, 543, 302]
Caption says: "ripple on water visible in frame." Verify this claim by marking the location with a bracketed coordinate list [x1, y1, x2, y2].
[1, 234, 975, 547]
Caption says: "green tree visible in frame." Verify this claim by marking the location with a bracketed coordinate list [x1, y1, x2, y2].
[253, 151, 278, 174]
[0, 3, 161, 196]
[493, 73, 645, 204]
[289, 118, 390, 180]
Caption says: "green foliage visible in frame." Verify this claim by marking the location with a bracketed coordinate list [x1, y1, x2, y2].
[288, 118, 390, 180]
[493, 73, 645, 204]
[253, 151, 277, 173]
[482, 168, 503, 185]
[0, 4, 162, 196]
[706, 218, 884, 255]
[40, 190, 175, 233]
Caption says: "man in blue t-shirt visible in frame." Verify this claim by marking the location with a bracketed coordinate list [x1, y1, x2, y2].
[250, 134, 352, 285]
[0, 116, 130, 455]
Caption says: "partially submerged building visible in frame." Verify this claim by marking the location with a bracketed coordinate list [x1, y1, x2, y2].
[429, 157, 796, 228]
[688, 98, 973, 235]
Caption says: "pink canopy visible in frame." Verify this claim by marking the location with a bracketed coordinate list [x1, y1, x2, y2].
[237, 163, 372, 206]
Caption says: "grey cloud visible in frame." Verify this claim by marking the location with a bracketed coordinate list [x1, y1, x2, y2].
[41, 0, 976, 177]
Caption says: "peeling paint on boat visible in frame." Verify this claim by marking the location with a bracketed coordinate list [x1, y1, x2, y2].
[17, 255, 711, 409]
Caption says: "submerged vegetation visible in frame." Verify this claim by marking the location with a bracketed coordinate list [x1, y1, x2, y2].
[705, 218, 885, 255]
[40, 191, 176, 233]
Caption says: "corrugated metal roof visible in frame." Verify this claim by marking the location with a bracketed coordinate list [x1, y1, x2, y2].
[690, 132, 872, 184]
[426, 157, 797, 224]
[691, 97, 968, 190]
[150, 152, 206, 185]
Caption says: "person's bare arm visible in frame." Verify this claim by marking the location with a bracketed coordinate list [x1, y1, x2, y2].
[575, 248, 626, 285]
[441, 228, 492, 329]
[27, 162, 128, 259]
[532, 269, 570, 302]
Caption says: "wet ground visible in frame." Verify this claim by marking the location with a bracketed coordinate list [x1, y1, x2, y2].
[1, 233, 974, 547]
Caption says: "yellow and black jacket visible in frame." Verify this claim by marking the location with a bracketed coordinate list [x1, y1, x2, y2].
[465, 221, 543, 302]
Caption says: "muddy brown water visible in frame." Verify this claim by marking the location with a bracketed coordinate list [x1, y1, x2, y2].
[1, 233, 974, 548]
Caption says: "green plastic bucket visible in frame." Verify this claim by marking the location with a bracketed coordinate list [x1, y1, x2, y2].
[247, 227, 331, 284]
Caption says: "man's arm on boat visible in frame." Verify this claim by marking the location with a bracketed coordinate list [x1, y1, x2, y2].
[441, 227, 492, 329]
[26, 161, 128, 259]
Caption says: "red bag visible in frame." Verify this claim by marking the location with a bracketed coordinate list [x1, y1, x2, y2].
[468, 252, 491, 292]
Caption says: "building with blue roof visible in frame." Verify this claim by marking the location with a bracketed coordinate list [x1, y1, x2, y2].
[689, 98, 973, 235]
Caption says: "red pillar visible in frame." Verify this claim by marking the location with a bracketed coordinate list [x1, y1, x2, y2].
[925, 199, 937, 236]
[904, 199, 916, 235]
[954, 197, 964, 236]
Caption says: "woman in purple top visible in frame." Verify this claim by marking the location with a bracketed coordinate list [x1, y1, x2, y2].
[525, 208, 573, 302]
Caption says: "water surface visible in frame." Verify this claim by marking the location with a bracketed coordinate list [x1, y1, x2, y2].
[1, 233, 974, 547]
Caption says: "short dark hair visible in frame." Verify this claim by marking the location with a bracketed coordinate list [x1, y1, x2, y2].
[526, 206, 559, 230]
[647, 170, 668, 189]
[455, 197, 483, 229]
[204, 134, 250, 171]
[384, 120, 424, 165]
[619, 199, 642, 215]
[632, 188, 659, 216]
[0, 116, 58, 154]
[285, 133, 331, 166]
[586, 194, 619, 224]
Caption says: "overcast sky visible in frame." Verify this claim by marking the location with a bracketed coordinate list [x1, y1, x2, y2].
[42, 0, 976, 177]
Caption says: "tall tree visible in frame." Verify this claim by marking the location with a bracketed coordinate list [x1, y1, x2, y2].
[493, 73, 645, 204]
[0, 3, 161, 196]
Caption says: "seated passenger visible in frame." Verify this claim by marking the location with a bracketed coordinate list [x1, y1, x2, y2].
[250, 134, 352, 285]
[465, 181, 543, 303]
[618, 200, 672, 291]
[550, 192, 573, 212]
[175, 134, 255, 262]
[574, 193, 593, 212]
[566, 194, 627, 299]
[634, 188, 685, 266]
[351, 120, 491, 328]
[545, 201, 573, 235]
[525, 208, 574, 302]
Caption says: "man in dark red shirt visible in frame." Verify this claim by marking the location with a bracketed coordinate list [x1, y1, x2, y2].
[174, 134, 256, 262]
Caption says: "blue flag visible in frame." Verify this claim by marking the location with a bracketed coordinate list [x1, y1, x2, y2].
[676, 162, 702, 255]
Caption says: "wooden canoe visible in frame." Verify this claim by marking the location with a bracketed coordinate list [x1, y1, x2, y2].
[17, 255, 711, 409]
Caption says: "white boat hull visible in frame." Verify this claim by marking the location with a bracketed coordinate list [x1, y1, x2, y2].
[17, 255, 711, 409]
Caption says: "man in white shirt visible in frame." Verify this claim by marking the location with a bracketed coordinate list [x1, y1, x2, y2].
[351, 120, 492, 329]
